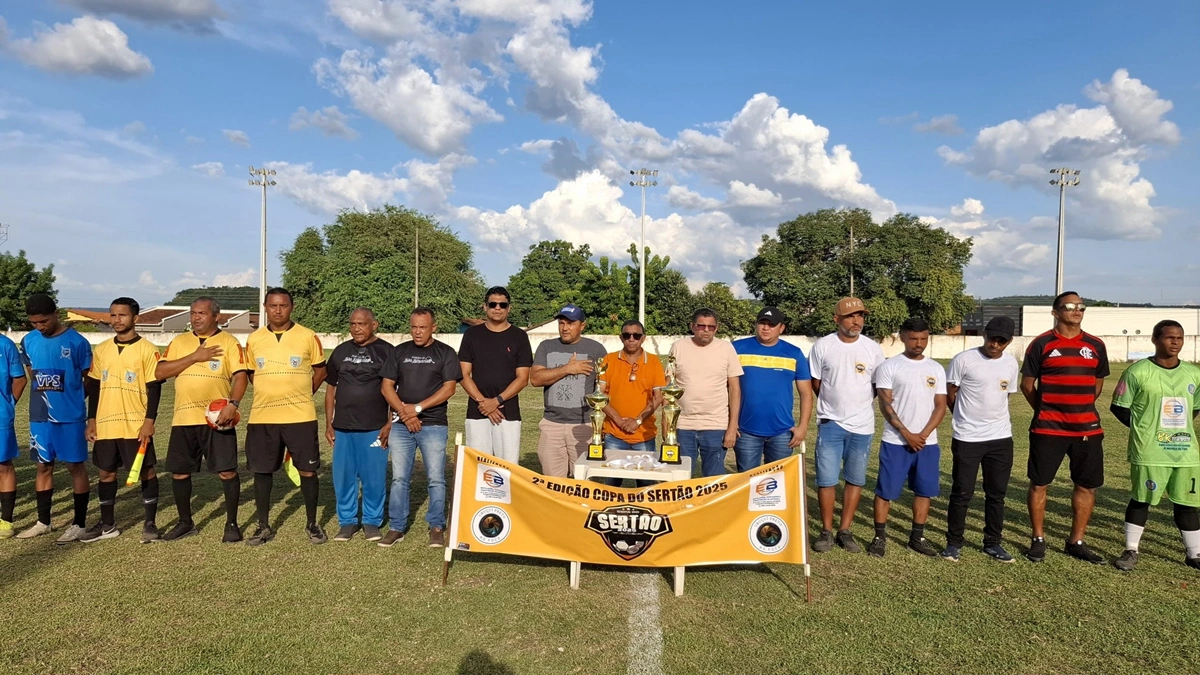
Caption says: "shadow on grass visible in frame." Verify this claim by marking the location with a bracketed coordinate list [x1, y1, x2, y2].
[457, 650, 515, 675]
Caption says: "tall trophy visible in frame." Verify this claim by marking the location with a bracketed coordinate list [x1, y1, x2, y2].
[659, 355, 683, 464]
[585, 360, 609, 461]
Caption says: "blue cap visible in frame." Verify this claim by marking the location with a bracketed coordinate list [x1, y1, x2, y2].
[555, 304, 585, 322]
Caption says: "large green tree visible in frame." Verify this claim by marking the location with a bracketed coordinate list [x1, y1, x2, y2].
[0, 250, 56, 329]
[626, 244, 694, 335]
[506, 240, 591, 328]
[279, 206, 484, 332]
[692, 282, 759, 337]
[742, 208, 974, 336]
[167, 285, 259, 310]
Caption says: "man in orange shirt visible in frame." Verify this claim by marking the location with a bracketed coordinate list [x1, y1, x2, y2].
[598, 321, 666, 485]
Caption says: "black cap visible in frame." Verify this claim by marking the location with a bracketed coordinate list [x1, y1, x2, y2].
[984, 316, 1015, 340]
[756, 307, 786, 326]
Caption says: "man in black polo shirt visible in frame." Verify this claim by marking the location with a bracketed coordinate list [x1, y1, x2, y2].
[325, 308, 393, 542]
[379, 307, 461, 548]
[458, 286, 533, 464]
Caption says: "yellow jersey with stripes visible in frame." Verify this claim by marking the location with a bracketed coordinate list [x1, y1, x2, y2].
[245, 323, 326, 424]
[88, 336, 160, 439]
[732, 336, 810, 437]
[163, 330, 248, 427]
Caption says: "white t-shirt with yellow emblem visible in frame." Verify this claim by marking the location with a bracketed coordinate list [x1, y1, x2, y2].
[874, 353, 947, 446]
[808, 333, 886, 434]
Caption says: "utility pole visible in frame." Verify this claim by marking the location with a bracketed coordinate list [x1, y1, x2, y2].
[629, 168, 658, 326]
[1049, 167, 1080, 296]
[414, 225, 420, 307]
[0, 222, 9, 248]
[849, 222, 855, 296]
[248, 166, 277, 313]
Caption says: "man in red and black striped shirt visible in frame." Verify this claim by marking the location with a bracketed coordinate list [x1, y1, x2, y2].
[1020, 291, 1110, 565]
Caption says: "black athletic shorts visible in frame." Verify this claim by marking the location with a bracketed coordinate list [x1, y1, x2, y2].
[246, 421, 320, 474]
[166, 425, 239, 474]
[93, 438, 156, 473]
[1027, 433, 1104, 489]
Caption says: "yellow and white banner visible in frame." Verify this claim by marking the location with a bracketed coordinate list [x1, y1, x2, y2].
[448, 446, 808, 568]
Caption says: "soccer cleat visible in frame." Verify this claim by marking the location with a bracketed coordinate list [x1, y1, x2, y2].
[377, 529, 405, 548]
[0, 519, 13, 539]
[866, 536, 887, 557]
[983, 544, 1015, 563]
[307, 524, 328, 545]
[79, 522, 120, 543]
[811, 529, 834, 553]
[1186, 556, 1200, 571]
[428, 527, 446, 548]
[1065, 540, 1105, 565]
[939, 545, 961, 562]
[835, 530, 862, 553]
[141, 522, 160, 544]
[16, 521, 52, 539]
[362, 525, 383, 542]
[246, 525, 275, 547]
[162, 521, 197, 542]
[222, 522, 242, 544]
[1114, 549, 1138, 572]
[908, 536, 939, 557]
[333, 525, 358, 542]
[56, 524, 87, 545]
[1026, 537, 1047, 563]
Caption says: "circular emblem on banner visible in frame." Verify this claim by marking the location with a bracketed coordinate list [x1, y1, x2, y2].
[471, 506, 511, 546]
[748, 514, 788, 555]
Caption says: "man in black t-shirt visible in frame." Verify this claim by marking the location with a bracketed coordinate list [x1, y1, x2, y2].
[324, 308, 393, 543]
[459, 286, 533, 464]
[379, 307, 462, 548]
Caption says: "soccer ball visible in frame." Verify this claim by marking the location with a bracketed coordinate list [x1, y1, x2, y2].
[205, 399, 240, 430]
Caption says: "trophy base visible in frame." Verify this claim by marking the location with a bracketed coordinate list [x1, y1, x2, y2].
[659, 444, 681, 464]
[587, 443, 606, 461]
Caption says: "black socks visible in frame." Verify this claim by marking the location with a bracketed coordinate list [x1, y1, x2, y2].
[98, 480, 117, 526]
[142, 477, 159, 523]
[254, 473, 272, 527]
[299, 474, 319, 527]
[173, 477, 194, 524]
[222, 475, 240, 525]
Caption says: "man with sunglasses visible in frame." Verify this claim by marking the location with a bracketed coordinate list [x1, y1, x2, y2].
[598, 321, 666, 469]
[1021, 291, 1110, 564]
[668, 308, 743, 477]
[459, 287, 533, 463]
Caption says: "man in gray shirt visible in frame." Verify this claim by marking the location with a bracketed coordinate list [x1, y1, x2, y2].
[531, 304, 608, 477]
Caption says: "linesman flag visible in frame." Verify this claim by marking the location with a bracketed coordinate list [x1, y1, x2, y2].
[125, 438, 149, 486]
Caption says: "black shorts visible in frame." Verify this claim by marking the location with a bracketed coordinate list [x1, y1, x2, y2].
[93, 438, 156, 473]
[246, 422, 320, 474]
[166, 425, 239, 474]
[1027, 433, 1104, 489]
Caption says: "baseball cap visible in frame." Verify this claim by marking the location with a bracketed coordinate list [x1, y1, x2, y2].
[835, 297, 869, 316]
[984, 316, 1015, 341]
[554, 304, 585, 322]
[756, 307, 786, 326]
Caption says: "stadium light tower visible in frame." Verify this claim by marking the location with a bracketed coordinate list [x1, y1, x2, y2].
[248, 166, 277, 314]
[0, 222, 8, 248]
[1049, 167, 1080, 296]
[414, 225, 420, 307]
[629, 168, 658, 326]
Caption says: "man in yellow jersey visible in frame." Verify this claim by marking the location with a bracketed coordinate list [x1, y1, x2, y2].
[80, 298, 162, 543]
[155, 297, 249, 543]
[244, 287, 326, 546]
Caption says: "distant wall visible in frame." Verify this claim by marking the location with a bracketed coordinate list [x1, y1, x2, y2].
[1022, 306, 1200, 338]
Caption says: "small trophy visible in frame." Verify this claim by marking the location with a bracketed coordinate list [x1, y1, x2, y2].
[585, 360, 609, 461]
[659, 355, 683, 464]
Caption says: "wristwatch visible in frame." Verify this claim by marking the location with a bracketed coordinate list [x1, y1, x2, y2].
[495, 395, 505, 406]
[228, 399, 240, 408]
[635, 417, 644, 426]
[414, 404, 424, 414]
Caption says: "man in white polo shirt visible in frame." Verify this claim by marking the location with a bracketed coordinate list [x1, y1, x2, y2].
[940, 316, 1020, 563]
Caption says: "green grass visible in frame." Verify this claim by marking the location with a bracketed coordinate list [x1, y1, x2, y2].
[3, 360, 1200, 674]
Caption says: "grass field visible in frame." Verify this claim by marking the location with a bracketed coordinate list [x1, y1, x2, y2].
[3, 359, 1200, 674]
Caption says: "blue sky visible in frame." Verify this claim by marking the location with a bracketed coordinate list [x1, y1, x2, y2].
[1, 0, 1197, 308]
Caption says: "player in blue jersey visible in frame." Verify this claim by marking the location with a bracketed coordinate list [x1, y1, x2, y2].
[15, 293, 94, 543]
[0, 332, 29, 539]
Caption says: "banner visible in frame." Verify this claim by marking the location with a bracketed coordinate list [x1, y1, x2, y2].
[448, 446, 808, 568]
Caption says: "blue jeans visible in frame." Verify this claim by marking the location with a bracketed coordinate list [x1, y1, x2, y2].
[733, 431, 793, 473]
[600, 437, 657, 487]
[677, 429, 727, 477]
[814, 420, 872, 488]
[333, 430, 388, 527]
[388, 425, 448, 531]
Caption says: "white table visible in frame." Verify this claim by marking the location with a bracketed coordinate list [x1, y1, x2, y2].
[571, 449, 694, 596]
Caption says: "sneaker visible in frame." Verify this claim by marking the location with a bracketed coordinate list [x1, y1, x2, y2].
[1026, 537, 1047, 563]
[16, 521, 52, 539]
[983, 544, 1015, 563]
[222, 522, 242, 544]
[866, 535, 887, 557]
[307, 524, 328, 545]
[811, 529, 834, 553]
[333, 525, 358, 542]
[377, 529, 405, 548]
[939, 544, 961, 562]
[141, 522, 160, 544]
[1185, 556, 1200, 571]
[908, 536, 939, 557]
[428, 527, 446, 548]
[363, 525, 383, 542]
[246, 524, 275, 547]
[1065, 540, 1105, 565]
[79, 522, 120, 543]
[835, 530, 862, 553]
[0, 519, 13, 539]
[1114, 549, 1138, 572]
[162, 521, 197, 541]
[56, 524, 87, 545]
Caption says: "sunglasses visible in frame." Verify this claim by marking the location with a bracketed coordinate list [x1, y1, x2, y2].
[693, 324, 718, 332]
[487, 302, 510, 309]
[1057, 303, 1086, 312]
[621, 332, 644, 340]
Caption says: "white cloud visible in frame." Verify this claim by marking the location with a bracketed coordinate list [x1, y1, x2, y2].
[288, 105, 358, 140]
[921, 198, 1054, 292]
[222, 128, 250, 147]
[62, 0, 225, 33]
[5, 16, 153, 79]
[212, 268, 257, 286]
[122, 120, 146, 135]
[938, 69, 1180, 241]
[914, 114, 963, 135]
[264, 161, 409, 215]
[190, 161, 224, 177]
[726, 180, 784, 209]
[666, 185, 721, 212]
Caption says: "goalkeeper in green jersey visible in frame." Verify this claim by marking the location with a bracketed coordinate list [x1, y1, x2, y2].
[1110, 320, 1200, 571]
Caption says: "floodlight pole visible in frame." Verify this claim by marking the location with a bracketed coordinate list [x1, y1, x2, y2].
[248, 166, 277, 312]
[414, 226, 420, 307]
[629, 168, 658, 327]
[1049, 167, 1080, 296]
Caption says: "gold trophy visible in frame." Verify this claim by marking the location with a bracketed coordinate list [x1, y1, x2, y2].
[585, 360, 609, 461]
[659, 355, 683, 464]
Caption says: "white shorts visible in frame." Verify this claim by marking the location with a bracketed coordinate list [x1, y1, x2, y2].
[464, 418, 523, 465]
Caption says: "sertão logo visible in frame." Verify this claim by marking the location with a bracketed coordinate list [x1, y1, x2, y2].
[748, 514, 789, 555]
[585, 504, 673, 561]
[471, 506, 511, 545]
